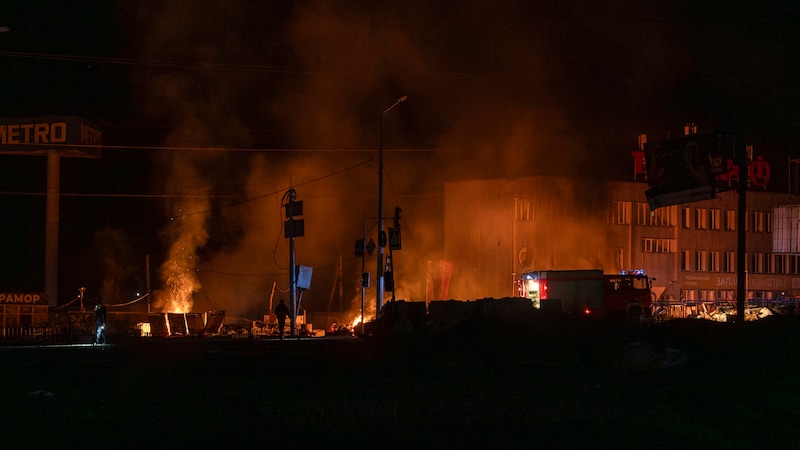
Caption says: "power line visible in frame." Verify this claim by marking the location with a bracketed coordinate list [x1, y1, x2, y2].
[173, 158, 372, 218]
[0, 191, 239, 199]
[0, 50, 315, 74]
[2, 141, 446, 153]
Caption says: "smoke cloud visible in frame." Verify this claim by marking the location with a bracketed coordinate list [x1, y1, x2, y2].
[118, 0, 702, 319]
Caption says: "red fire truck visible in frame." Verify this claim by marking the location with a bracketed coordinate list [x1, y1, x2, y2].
[517, 269, 652, 317]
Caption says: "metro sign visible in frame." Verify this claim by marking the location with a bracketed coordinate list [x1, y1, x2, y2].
[0, 116, 102, 158]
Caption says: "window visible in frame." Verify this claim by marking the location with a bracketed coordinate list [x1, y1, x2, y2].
[752, 253, 764, 273]
[753, 211, 765, 232]
[682, 250, 691, 271]
[710, 209, 721, 230]
[695, 251, 707, 271]
[724, 252, 736, 272]
[696, 208, 708, 230]
[766, 254, 775, 274]
[636, 203, 649, 225]
[649, 205, 676, 226]
[791, 256, 800, 275]
[698, 290, 715, 301]
[643, 238, 676, 253]
[683, 207, 692, 228]
[515, 197, 533, 221]
[719, 290, 735, 300]
[767, 212, 772, 232]
[610, 202, 631, 225]
[726, 210, 736, 231]
[776, 254, 788, 274]
[709, 251, 720, 272]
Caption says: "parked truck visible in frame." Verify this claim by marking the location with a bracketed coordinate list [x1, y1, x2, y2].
[517, 269, 652, 317]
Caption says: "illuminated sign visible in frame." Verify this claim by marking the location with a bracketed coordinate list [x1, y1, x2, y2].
[0, 116, 101, 158]
[0, 293, 48, 304]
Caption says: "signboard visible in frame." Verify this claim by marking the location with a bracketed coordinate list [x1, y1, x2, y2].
[681, 273, 800, 294]
[644, 134, 716, 209]
[637, 131, 770, 199]
[0, 116, 102, 158]
[284, 219, 304, 238]
[296, 265, 313, 289]
[0, 292, 48, 305]
[388, 227, 401, 250]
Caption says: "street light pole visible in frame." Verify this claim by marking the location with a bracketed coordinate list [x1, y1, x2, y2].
[377, 95, 407, 318]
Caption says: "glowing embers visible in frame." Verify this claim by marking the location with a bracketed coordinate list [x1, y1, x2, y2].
[158, 259, 199, 314]
[144, 310, 225, 337]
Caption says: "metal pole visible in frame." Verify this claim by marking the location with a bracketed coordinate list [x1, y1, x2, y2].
[45, 152, 60, 307]
[377, 95, 407, 318]
[146, 254, 151, 314]
[736, 135, 747, 327]
[283, 188, 298, 338]
[290, 222, 297, 337]
[361, 220, 367, 333]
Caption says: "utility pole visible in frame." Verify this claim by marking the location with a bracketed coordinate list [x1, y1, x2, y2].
[283, 188, 304, 337]
[377, 95, 407, 318]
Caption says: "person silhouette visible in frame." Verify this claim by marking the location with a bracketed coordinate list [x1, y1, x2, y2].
[94, 302, 107, 344]
[274, 299, 290, 340]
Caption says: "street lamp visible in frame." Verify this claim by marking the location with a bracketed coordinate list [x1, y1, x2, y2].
[377, 95, 407, 318]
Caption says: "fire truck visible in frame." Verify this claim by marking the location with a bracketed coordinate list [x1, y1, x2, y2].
[517, 269, 652, 317]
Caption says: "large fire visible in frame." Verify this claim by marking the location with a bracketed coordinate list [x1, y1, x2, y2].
[155, 201, 209, 314]
[159, 259, 197, 313]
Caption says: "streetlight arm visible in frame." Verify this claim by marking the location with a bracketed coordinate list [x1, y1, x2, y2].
[382, 95, 408, 115]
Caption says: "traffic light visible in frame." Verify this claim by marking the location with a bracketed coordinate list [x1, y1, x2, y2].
[361, 271, 370, 288]
[384, 270, 394, 291]
[389, 206, 402, 250]
[284, 199, 304, 238]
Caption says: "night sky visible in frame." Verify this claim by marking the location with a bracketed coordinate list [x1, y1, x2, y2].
[1, 1, 799, 314]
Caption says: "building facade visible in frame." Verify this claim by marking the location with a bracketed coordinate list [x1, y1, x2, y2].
[443, 176, 800, 302]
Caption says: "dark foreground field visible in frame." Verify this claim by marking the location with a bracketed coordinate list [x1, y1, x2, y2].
[2, 316, 799, 449]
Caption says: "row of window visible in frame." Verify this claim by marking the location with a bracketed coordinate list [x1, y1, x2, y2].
[640, 238, 800, 274]
[610, 202, 772, 233]
[681, 207, 771, 232]
[679, 251, 800, 274]
[679, 290, 781, 301]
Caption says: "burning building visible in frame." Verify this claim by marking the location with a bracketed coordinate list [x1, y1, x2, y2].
[443, 175, 800, 305]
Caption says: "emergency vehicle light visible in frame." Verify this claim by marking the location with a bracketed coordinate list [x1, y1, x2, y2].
[620, 269, 646, 276]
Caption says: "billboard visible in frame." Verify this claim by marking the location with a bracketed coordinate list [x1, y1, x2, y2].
[644, 132, 737, 209]
[0, 116, 101, 158]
